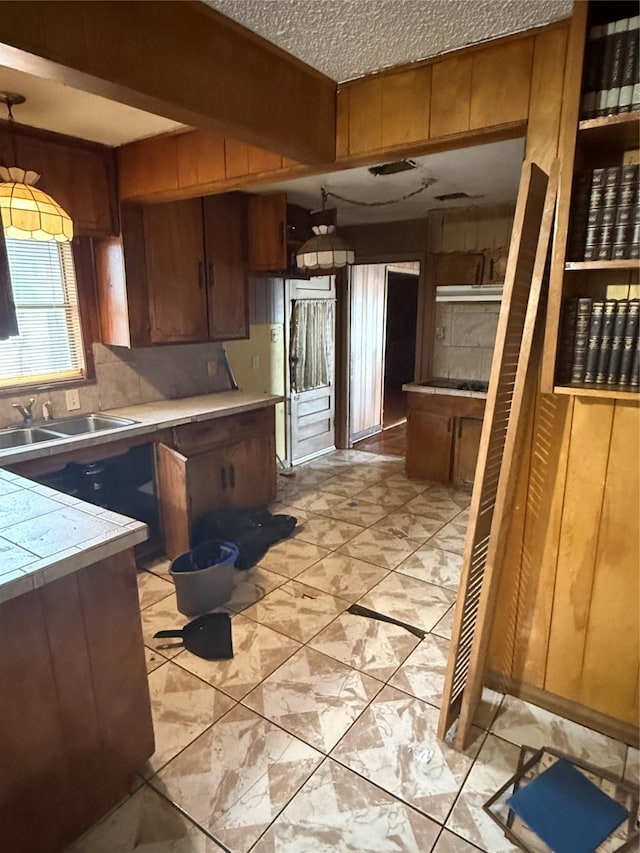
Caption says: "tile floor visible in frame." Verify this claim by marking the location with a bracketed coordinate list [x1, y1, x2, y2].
[66, 449, 637, 853]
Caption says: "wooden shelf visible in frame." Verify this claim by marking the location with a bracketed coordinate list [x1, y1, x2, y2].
[565, 260, 640, 271]
[553, 384, 640, 402]
[577, 111, 640, 150]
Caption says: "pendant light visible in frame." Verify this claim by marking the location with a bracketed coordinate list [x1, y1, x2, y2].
[296, 187, 354, 274]
[0, 92, 74, 242]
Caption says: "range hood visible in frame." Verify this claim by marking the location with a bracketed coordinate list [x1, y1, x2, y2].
[435, 284, 503, 302]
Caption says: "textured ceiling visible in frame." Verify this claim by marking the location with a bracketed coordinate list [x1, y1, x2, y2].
[204, 0, 573, 82]
[251, 137, 525, 225]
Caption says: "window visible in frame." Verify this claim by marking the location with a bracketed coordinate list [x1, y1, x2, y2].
[0, 238, 86, 389]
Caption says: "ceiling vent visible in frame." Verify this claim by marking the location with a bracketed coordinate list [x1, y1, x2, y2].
[434, 191, 471, 201]
[368, 160, 417, 177]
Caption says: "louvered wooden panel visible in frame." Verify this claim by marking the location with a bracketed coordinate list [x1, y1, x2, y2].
[438, 160, 559, 746]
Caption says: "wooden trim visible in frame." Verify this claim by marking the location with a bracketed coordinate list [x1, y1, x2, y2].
[0, 0, 335, 165]
[553, 385, 640, 402]
[485, 670, 640, 748]
[72, 237, 99, 381]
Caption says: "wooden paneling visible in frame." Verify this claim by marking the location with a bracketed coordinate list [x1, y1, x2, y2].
[336, 87, 350, 159]
[348, 76, 383, 155]
[177, 130, 226, 188]
[469, 39, 534, 130]
[431, 55, 473, 138]
[0, 0, 336, 165]
[349, 264, 386, 440]
[0, 550, 153, 853]
[380, 66, 431, 148]
[526, 26, 568, 171]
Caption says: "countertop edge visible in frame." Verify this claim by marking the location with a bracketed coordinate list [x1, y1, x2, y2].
[403, 383, 488, 399]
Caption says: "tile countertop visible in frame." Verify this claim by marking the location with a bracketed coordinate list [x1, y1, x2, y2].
[0, 390, 283, 467]
[0, 391, 282, 605]
[403, 382, 488, 400]
[0, 468, 148, 605]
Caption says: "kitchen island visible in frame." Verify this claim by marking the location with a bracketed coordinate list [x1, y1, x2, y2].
[0, 469, 151, 853]
[403, 380, 488, 487]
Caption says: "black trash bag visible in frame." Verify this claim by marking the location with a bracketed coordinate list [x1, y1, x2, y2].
[192, 506, 297, 570]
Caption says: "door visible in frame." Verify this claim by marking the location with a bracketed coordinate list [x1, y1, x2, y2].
[248, 194, 287, 271]
[203, 194, 250, 340]
[143, 199, 208, 343]
[349, 264, 386, 442]
[452, 417, 483, 488]
[287, 276, 336, 464]
[406, 410, 453, 482]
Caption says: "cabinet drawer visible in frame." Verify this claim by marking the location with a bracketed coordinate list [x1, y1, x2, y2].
[172, 407, 272, 454]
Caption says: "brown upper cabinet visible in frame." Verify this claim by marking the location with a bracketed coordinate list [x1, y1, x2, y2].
[248, 193, 311, 273]
[434, 253, 485, 287]
[482, 248, 509, 285]
[95, 193, 249, 347]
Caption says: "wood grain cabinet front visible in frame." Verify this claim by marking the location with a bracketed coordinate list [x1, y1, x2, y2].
[156, 409, 276, 558]
[95, 193, 249, 347]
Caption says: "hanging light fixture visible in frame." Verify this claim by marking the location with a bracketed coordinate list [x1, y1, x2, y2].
[0, 92, 73, 242]
[296, 187, 354, 274]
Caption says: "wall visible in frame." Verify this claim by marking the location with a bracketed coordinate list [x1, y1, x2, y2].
[0, 341, 231, 429]
[432, 302, 499, 381]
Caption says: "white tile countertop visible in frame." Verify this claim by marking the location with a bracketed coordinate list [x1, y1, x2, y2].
[0, 468, 148, 605]
[403, 382, 488, 399]
[0, 390, 283, 466]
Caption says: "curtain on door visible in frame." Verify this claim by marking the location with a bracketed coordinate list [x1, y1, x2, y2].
[290, 298, 335, 392]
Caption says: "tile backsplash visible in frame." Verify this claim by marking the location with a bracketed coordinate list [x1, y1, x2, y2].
[432, 302, 500, 382]
[0, 341, 231, 429]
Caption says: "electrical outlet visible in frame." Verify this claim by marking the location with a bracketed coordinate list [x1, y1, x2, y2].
[207, 360, 218, 377]
[436, 326, 446, 341]
[251, 355, 260, 369]
[65, 388, 80, 411]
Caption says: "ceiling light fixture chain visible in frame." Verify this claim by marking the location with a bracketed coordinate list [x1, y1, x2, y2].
[322, 178, 436, 208]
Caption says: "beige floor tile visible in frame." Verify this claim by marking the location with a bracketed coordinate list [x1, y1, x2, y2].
[143, 661, 235, 777]
[432, 604, 456, 640]
[625, 746, 639, 785]
[242, 580, 347, 643]
[354, 481, 420, 509]
[258, 537, 330, 578]
[318, 497, 390, 527]
[284, 467, 332, 488]
[358, 572, 455, 632]
[404, 492, 467, 523]
[226, 566, 287, 611]
[427, 518, 469, 556]
[446, 733, 521, 853]
[396, 545, 463, 590]
[253, 758, 440, 853]
[389, 633, 450, 707]
[309, 611, 421, 681]
[374, 510, 445, 541]
[65, 785, 224, 852]
[339, 527, 424, 569]
[491, 694, 627, 775]
[318, 473, 375, 498]
[151, 704, 322, 853]
[332, 685, 484, 823]
[296, 515, 365, 549]
[138, 554, 173, 582]
[287, 489, 348, 513]
[174, 613, 301, 700]
[432, 829, 487, 852]
[144, 646, 165, 674]
[268, 503, 314, 525]
[296, 552, 389, 602]
[243, 647, 382, 752]
[137, 569, 174, 611]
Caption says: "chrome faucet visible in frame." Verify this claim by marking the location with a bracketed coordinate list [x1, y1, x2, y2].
[12, 397, 35, 425]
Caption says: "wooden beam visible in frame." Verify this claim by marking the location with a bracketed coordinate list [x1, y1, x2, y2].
[0, 1, 336, 165]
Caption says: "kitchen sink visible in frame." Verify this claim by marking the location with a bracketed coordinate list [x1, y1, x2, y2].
[46, 414, 138, 435]
[0, 427, 65, 449]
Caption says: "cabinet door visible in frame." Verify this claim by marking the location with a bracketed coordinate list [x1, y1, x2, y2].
[248, 194, 287, 272]
[222, 434, 276, 509]
[434, 253, 484, 286]
[143, 199, 209, 343]
[452, 417, 483, 488]
[203, 194, 249, 340]
[406, 410, 453, 482]
[482, 248, 508, 284]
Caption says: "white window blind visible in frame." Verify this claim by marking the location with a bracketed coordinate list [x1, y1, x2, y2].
[0, 238, 85, 389]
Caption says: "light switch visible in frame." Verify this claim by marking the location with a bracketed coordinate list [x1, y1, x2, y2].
[252, 355, 260, 369]
[207, 360, 218, 377]
[65, 388, 80, 411]
[436, 326, 446, 341]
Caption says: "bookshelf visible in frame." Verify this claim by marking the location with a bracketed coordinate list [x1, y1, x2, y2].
[542, 0, 640, 401]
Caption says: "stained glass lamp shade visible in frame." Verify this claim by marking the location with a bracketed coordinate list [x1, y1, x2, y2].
[0, 166, 73, 242]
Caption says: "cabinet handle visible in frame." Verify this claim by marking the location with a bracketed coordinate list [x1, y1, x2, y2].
[447, 417, 452, 433]
[229, 464, 235, 488]
[489, 258, 495, 281]
[208, 262, 214, 288]
[220, 466, 227, 490]
[475, 263, 481, 285]
[198, 261, 205, 290]
[279, 221, 285, 247]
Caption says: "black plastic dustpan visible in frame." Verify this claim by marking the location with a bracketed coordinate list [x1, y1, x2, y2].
[154, 612, 233, 660]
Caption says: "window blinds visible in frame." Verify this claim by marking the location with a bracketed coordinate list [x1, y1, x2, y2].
[0, 238, 85, 388]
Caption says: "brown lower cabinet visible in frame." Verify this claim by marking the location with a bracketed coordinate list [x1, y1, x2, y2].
[156, 407, 277, 558]
[406, 391, 485, 487]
